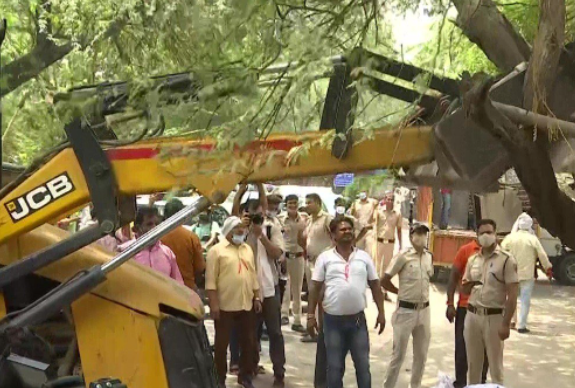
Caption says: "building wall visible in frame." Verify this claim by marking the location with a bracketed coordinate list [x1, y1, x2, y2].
[479, 189, 523, 233]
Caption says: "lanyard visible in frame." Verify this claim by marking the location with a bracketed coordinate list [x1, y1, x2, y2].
[238, 258, 249, 274]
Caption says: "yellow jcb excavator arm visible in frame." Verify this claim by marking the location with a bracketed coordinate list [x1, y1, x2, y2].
[0, 125, 432, 245]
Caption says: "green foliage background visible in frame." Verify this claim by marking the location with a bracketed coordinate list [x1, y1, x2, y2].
[3, 0, 575, 169]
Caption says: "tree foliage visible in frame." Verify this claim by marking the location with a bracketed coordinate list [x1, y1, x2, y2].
[415, 0, 575, 76]
[1, 0, 413, 164]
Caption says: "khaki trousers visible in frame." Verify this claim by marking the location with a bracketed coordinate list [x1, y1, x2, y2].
[356, 230, 372, 252]
[281, 255, 305, 325]
[304, 258, 316, 294]
[384, 307, 431, 388]
[464, 311, 504, 385]
[376, 242, 395, 277]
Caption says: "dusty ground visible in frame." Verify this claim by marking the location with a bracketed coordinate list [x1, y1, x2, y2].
[206, 278, 575, 388]
[205, 224, 575, 387]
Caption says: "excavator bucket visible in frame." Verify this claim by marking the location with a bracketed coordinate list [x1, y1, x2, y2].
[432, 66, 532, 192]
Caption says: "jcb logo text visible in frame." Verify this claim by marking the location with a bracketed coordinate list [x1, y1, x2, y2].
[5, 173, 75, 222]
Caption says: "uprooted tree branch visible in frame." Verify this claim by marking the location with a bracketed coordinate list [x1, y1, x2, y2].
[456, 0, 575, 248]
[0, 2, 134, 97]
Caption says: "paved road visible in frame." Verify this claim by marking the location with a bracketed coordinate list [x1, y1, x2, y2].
[206, 278, 575, 388]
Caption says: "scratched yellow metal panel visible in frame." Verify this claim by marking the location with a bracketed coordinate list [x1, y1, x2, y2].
[0, 224, 204, 319]
[0, 293, 6, 319]
[0, 126, 433, 244]
[72, 294, 169, 388]
[111, 126, 433, 198]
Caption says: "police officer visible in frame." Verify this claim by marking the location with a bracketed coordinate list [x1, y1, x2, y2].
[381, 223, 432, 388]
[462, 219, 519, 385]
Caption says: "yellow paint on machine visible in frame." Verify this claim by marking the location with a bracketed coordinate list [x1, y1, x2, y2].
[0, 224, 204, 320]
[0, 126, 433, 245]
[72, 294, 169, 388]
[0, 293, 6, 319]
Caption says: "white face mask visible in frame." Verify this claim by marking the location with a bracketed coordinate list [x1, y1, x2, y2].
[335, 206, 346, 215]
[232, 233, 247, 245]
[411, 234, 427, 248]
[359, 192, 367, 200]
[267, 210, 278, 218]
[478, 234, 496, 247]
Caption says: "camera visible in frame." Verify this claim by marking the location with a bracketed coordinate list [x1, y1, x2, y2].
[250, 213, 264, 225]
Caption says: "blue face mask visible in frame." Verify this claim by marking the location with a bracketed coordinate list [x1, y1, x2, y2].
[232, 233, 247, 245]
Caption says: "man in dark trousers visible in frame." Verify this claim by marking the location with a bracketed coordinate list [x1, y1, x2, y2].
[206, 217, 261, 388]
[446, 239, 489, 388]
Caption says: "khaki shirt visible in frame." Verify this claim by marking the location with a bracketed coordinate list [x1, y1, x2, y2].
[351, 199, 377, 229]
[278, 212, 307, 253]
[386, 248, 433, 304]
[345, 214, 362, 238]
[205, 240, 260, 312]
[305, 211, 333, 260]
[463, 247, 519, 309]
[501, 230, 551, 281]
[375, 207, 402, 240]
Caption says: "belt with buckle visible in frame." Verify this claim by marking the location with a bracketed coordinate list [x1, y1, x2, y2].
[399, 301, 429, 310]
[377, 238, 395, 244]
[468, 304, 503, 316]
[286, 252, 304, 259]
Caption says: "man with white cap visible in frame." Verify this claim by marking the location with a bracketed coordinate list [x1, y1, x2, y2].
[206, 216, 262, 388]
[502, 214, 552, 333]
[511, 211, 537, 235]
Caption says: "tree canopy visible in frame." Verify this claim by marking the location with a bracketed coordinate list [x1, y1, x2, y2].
[4, 0, 575, 247]
[1, 0, 408, 164]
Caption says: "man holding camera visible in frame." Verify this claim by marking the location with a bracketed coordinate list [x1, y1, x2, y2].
[233, 183, 287, 387]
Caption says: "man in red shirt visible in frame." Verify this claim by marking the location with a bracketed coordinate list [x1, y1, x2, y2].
[446, 240, 488, 388]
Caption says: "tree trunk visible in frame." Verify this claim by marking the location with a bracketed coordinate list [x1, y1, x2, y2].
[453, 0, 531, 73]
[516, 0, 571, 245]
[523, 0, 565, 114]
[461, 1, 575, 249]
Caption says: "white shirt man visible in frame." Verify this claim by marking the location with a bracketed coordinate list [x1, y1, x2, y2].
[307, 217, 386, 388]
[501, 215, 552, 333]
[313, 248, 379, 315]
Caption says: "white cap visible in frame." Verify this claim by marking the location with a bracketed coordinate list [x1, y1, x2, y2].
[517, 214, 533, 231]
[221, 216, 242, 237]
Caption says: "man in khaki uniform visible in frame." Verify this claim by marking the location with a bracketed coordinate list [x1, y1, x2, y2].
[373, 192, 403, 277]
[279, 194, 308, 332]
[462, 219, 519, 385]
[381, 223, 433, 388]
[302, 193, 333, 345]
[350, 191, 377, 251]
[304, 193, 333, 282]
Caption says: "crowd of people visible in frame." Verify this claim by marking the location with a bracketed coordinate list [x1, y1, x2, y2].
[63, 184, 554, 388]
